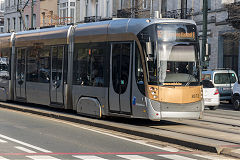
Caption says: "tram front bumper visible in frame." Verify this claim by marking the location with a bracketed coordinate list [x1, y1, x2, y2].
[146, 98, 204, 121]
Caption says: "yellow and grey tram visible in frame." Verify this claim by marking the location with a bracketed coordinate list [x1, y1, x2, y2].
[0, 18, 203, 121]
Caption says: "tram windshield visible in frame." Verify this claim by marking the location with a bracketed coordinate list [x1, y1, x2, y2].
[138, 23, 200, 86]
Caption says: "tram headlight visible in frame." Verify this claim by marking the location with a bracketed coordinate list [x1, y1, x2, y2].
[149, 87, 158, 91]
[151, 91, 156, 95]
[149, 87, 154, 91]
[153, 95, 158, 99]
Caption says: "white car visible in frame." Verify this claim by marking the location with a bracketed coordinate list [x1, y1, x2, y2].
[232, 81, 240, 110]
[202, 80, 220, 110]
[202, 69, 237, 103]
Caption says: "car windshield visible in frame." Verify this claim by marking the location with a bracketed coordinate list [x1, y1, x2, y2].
[202, 80, 214, 88]
[214, 73, 237, 84]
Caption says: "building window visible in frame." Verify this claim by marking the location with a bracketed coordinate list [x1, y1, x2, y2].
[25, 15, 29, 29]
[161, 0, 167, 16]
[143, 0, 147, 9]
[208, 0, 211, 10]
[13, 17, 16, 31]
[223, 34, 239, 75]
[19, 17, 22, 31]
[33, 14, 36, 28]
[120, 0, 123, 10]
[42, 12, 45, 26]
[59, 1, 71, 25]
[0, 1, 4, 11]
[7, 18, 10, 32]
[70, 8, 74, 23]
[106, 0, 110, 17]
[96, 0, 99, 17]
[70, 2, 75, 6]
[85, 0, 88, 17]
[50, 11, 53, 25]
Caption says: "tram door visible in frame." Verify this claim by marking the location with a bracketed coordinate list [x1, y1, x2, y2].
[109, 43, 132, 114]
[50, 46, 64, 105]
[15, 48, 26, 100]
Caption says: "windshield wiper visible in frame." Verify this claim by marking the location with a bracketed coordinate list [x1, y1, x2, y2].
[185, 74, 193, 86]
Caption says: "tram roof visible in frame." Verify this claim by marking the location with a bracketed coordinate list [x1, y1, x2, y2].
[15, 25, 70, 36]
[14, 25, 71, 47]
[75, 18, 197, 36]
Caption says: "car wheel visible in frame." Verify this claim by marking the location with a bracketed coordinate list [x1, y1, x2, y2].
[233, 97, 240, 111]
[209, 106, 217, 110]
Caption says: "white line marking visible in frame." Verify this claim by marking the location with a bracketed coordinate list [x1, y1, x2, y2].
[0, 156, 9, 160]
[26, 156, 61, 160]
[0, 134, 51, 153]
[73, 155, 108, 160]
[158, 155, 197, 160]
[117, 155, 154, 160]
[0, 139, 7, 143]
[232, 149, 240, 154]
[193, 154, 236, 160]
[162, 146, 179, 152]
[15, 146, 36, 153]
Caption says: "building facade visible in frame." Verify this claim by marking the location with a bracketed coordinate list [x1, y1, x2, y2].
[76, 0, 112, 23]
[0, 0, 4, 33]
[58, 0, 76, 25]
[4, 0, 58, 33]
[171, 0, 240, 76]
[110, 0, 240, 76]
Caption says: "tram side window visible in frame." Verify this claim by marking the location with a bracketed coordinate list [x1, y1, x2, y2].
[73, 43, 105, 87]
[135, 46, 145, 95]
[27, 45, 50, 83]
[27, 47, 38, 82]
[0, 48, 11, 80]
[39, 46, 50, 83]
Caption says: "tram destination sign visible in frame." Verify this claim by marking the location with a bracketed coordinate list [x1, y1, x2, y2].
[157, 30, 196, 41]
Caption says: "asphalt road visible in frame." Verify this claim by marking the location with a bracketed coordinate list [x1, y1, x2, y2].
[0, 107, 236, 160]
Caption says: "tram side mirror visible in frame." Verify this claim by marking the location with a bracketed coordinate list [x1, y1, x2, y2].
[146, 42, 153, 61]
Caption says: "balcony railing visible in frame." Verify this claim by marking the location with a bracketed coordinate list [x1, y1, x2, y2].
[84, 16, 102, 23]
[162, 8, 194, 19]
[117, 9, 132, 18]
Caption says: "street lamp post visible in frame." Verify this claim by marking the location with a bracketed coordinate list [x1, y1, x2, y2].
[202, 0, 208, 68]
[31, 0, 34, 28]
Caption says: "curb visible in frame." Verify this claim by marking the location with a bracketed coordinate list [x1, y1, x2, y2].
[0, 102, 231, 155]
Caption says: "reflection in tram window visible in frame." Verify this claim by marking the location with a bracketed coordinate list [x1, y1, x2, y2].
[0, 48, 10, 79]
[135, 46, 145, 95]
[26, 45, 50, 83]
[73, 43, 105, 87]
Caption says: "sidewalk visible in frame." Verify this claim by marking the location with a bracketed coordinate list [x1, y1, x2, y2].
[0, 102, 240, 159]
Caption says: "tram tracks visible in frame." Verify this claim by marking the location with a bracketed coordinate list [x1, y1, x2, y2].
[145, 109, 240, 149]
[1, 101, 240, 156]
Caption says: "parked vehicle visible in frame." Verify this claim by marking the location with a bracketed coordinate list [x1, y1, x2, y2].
[232, 79, 240, 110]
[202, 69, 238, 103]
[202, 80, 220, 110]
